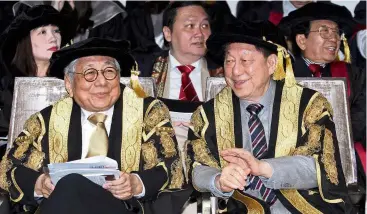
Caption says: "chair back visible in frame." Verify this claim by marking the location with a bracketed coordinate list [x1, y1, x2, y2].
[8, 77, 156, 148]
[205, 77, 357, 186]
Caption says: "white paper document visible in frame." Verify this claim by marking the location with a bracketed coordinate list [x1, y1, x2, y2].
[46, 156, 120, 186]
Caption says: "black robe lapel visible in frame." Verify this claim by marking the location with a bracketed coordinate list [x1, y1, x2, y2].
[67, 100, 82, 161]
[322, 63, 332, 77]
[232, 92, 243, 149]
[293, 57, 312, 77]
[107, 85, 124, 169]
[266, 80, 284, 158]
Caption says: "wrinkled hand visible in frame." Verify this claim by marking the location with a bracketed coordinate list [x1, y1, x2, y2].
[215, 162, 250, 193]
[221, 148, 273, 178]
[34, 174, 55, 198]
[103, 172, 143, 200]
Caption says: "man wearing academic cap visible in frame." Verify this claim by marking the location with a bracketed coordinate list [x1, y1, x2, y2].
[186, 20, 352, 213]
[0, 38, 187, 214]
[279, 2, 366, 199]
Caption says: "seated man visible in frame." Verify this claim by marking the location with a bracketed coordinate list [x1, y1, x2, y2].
[186, 21, 352, 213]
[0, 38, 185, 214]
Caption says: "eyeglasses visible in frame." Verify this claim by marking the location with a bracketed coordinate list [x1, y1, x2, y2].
[308, 25, 343, 40]
[74, 67, 118, 82]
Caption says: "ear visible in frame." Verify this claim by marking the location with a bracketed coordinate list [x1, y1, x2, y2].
[295, 34, 307, 51]
[266, 54, 277, 75]
[163, 26, 172, 42]
[64, 75, 74, 97]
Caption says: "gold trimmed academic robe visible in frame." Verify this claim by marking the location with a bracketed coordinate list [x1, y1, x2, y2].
[186, 80, 352, 213]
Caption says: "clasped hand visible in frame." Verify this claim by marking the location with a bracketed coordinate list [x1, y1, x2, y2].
[215, 148, 273, 193]
[103, 172, 143, 200]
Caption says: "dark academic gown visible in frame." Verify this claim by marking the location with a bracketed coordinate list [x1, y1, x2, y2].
[236, 1, 283, 25]
[0, 85, 189, 214]
[186, 80, 352, 213]
[293, 57, 366, 143]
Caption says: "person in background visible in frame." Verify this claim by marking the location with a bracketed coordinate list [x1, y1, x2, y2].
[0, 5, 70, 138]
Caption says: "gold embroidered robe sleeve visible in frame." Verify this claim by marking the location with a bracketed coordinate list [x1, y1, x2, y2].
[292, 93, 347, 203]
[139, 98, 184, 199]
[0, 112, 46, 204]
[186, 103, 221, 186]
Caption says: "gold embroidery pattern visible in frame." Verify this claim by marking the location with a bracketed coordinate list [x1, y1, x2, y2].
[24, 149, 45, 171]
[24, 114, 42, 137]
[157, 127, 177, 158]
[191, 139, 220, 169]
[291, 124, 322, 156]
[304, 94, 333, 128]
[232, 190, 265, 214]
[184, 140, 192, 183]
[169, 159, 184, 189]
[14, 141, 30, 160]
[275, 85, 303, 157]
[35, 113, 46, 150]
[276, 85, 323, 213]
[214, 87, 235, 168]
[49, 97, 72, 163]
[151, 56, 169, 97]
[121, 87, 143, 173]
[314, 154, 343, 203]
[10, 167, 24, 202]
[280, 190, 322, 214]
[191, 107, 204, 137]
[0, 157, 12, 191]
[321, 128, 339, 185]
[144, 100, 170, 133]
[142, 141, 159, 170]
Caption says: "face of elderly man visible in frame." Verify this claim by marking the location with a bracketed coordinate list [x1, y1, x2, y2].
[224, 43, 277, 102]
[65, 55, 121, 112]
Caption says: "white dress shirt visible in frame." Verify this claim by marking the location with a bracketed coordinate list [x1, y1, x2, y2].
[167, 52, 204, 101]
[35, 105, 145, 198]
[282, 0, 298, 17]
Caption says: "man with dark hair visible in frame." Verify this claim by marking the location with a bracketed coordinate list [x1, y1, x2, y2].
[186, 20, 353, 213]
[134, 1, 223, 100]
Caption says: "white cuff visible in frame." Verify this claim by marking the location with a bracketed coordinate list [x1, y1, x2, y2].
[132, 174, 145, 198]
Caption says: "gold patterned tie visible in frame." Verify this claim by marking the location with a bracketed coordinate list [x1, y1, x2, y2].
[86, 113, 108, 157]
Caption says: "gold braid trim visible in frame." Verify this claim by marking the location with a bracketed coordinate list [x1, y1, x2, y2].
[142, 141, 160, 170]
[291, 124, 322, 156]
[169, 159, 184, 189]
[280, 190, 322, 214]
[314, 154, 344, 203]
[24, 148, 45, 171]
[321, 128, 339, 185]
[156, 127, 177, 158]
[0, 156, 12, 191]
[24, 113, 42, 137]
[232, 190, 265, 214]
[121, 87, 144, 173]
[10, 167, 24, 202]
[214, 87, 235, 168]
[151, 56, 169, 97]
[190, 107, 204, 138]
[190, 139, 220, 169]
[304, 94, 333, 129]
[143, 99, 170, 140]
[35, 113, 46, 150]
[13, 141, 30, 161]
[49, 97, 73, 163]
[184, 140, 192, 184]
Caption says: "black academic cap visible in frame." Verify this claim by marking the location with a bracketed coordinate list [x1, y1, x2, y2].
[49, 38, 135, 79]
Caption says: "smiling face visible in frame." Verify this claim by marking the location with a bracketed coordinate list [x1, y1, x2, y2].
[224, 43, 277, 102]
[30, 24, 61, 62]
[163, 5, 211, 64]
[65, 56, 121, 112]
[296, 20, 341, 63]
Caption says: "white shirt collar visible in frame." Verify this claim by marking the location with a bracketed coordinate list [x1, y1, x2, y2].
[81, 105, 115, 125]
[282, 0, 297, 17]
[168, 51, 202, 71]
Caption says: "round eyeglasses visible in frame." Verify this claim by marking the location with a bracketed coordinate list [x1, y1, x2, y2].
[74, 67, 118, 82]
[308, 25, 343, 41]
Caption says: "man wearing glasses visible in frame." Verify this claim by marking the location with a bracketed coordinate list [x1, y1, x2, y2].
[0, 38, 187, 214]
[280, 3, 366, 212]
